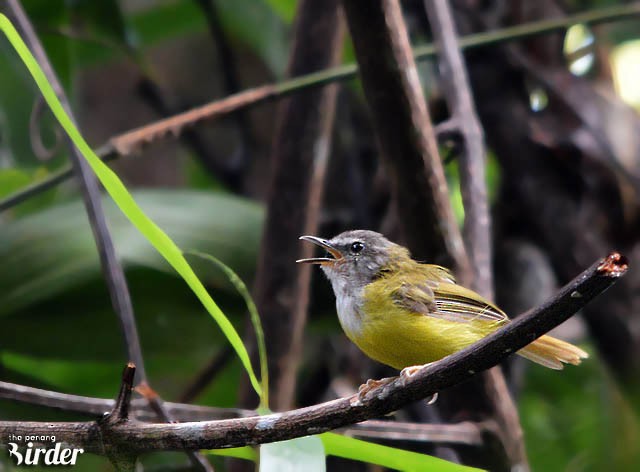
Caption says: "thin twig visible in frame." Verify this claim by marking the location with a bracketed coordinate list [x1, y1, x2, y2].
[1, 3, 639, 212]
[99, 363, 138, 471]
[105, 363, 136, 423]
[425, 1, 526, 469]
[0, 380, 253, 421]
[0, 378, 481, 446]
[0, 252, 626, 453]
[426, 0, 492, 297]
[341, 420, 483, 445]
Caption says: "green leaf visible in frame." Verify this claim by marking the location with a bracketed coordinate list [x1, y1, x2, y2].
[260, 436, 325, 472]
[320, 432, 483, 472]
[0, 14, 262, 398]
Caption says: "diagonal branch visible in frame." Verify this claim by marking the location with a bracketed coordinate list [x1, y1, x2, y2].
[0, 253, 627, 454]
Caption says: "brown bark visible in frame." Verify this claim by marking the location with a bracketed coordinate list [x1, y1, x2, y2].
[342, 0, 472, 280]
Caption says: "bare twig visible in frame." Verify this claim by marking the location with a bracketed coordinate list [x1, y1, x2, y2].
[105, 363, 136, 423]
[1, 3, 639, 213]
[0, 380, 253, 421]
[341, 420, 483, 445]
[342, 0, 470, 278]
[0, 253, 627, 453]
[425, 1, 527, 469]
[0, 378, 480, 446]
[99, 364, 138, 471]
[103, 2, 640, 164]
[426, 0, 492, 297]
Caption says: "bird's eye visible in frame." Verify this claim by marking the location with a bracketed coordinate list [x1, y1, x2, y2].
[350, 241, 365, 254]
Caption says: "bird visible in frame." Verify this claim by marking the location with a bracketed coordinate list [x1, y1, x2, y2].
[297, 229, 588, 387]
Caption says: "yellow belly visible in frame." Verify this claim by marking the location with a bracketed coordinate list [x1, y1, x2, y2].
[354, 296, 501, 370]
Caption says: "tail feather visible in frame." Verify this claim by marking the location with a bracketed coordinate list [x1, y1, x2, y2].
[517, 335, 589, 370]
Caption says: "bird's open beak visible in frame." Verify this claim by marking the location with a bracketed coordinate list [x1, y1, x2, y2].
[296, 235, 344, 265]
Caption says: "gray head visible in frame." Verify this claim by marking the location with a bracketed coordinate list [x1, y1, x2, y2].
[297, 230, 406, 290]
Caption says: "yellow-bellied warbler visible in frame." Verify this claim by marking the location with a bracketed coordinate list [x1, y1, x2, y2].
[298, 230, 587, 380]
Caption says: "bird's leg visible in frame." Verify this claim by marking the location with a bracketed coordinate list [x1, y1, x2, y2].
[357, 376, 396, 399]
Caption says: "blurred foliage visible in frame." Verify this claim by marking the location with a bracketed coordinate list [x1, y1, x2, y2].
[520, 351, 640, 471]
[1, 0, 640, 470]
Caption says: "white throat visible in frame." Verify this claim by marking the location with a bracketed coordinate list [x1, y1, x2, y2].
[328, 276, 364, 339]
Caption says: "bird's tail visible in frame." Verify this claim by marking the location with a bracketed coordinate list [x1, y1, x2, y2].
[517, 334, 589, 370]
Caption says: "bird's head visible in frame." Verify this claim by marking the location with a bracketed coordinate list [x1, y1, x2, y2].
[297, 230, 408, 289]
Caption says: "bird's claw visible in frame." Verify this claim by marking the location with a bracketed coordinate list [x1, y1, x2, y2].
[357, 377, 395, 400]
[400, 363, 432, 380]
[399, 364, 438, 404]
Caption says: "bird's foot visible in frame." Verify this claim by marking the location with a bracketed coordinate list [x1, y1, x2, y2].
[357, 376, 396, 400]
[399, 363, 438, 405]
[400, 363, 432, 380]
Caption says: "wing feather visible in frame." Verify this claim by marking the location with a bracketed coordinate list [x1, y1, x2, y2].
[392, 276, 507, 324]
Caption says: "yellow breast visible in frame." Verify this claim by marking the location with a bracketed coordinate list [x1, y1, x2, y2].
[353, 280, 499, 370]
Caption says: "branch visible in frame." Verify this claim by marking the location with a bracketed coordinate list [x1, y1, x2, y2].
[0, 381, 253, 422]
[195, 0, 253, 187]
[341, 420, 483, 445]
[425, 0, 492, 297]
[105, 363, 136, 423]
[425, 1, 526, 469]
[2, 4, 638, 213]
[342, 0, 470, 278]
[0, 379, 482, 446]
[0, 253, 627, 453]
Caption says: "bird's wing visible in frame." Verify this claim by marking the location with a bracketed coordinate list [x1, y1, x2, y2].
[392, 278, 507, 324]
